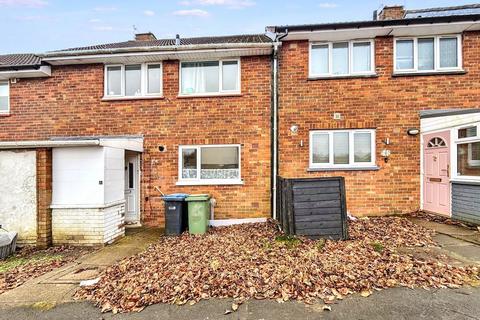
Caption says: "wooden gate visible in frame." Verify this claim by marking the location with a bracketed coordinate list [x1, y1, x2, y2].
[276, 177, 348, 240]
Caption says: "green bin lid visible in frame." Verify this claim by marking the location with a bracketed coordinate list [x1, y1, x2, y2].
[185, 194, 211, 201]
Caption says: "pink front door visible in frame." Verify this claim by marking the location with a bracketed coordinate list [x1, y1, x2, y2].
[423, 131, 451, 216]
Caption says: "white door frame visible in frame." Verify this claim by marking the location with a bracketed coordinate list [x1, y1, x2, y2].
[125, 152, 141, 224]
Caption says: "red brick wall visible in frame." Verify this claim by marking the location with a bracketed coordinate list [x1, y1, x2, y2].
[0, 56, 272, 226]
[278, 32, 480, 216]
[36, 147, 52, 248]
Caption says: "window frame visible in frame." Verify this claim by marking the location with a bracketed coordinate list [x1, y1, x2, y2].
[453, 123, 480, 180]
[393, 35, 462, 74]
[103, 62, 163, 98]
[177, 144, 242, 185]
[309, 40, 376, 78]
[178, 58, 241, 97]
[309, 129, 376, 169]
[0, 80, 9, 114]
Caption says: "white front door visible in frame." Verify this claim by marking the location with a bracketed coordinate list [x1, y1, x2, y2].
[125, 153, 140, 223]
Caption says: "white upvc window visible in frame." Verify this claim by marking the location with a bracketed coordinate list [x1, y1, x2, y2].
[179, 59, 240, 96]
[0, 80, 9, 114]
[309, 129, 376, 169]
[453, 123, 480, 180]
[104, 63, 162, 98]
[178, 144, 242, 185]
[309, 40, 375, 77]
[394, 35, 462, 73]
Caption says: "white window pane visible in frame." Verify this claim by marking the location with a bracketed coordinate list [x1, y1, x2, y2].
[125, 65, 142, 96]
[440, 38, 458, 68]
[354, 133, 372, 162]
[200, 146, 239, 179]
[332, 42, 349, 75]
[147, 64, 161, 94]
[0, 82, 8, 111]
[182, 148, 197, 179]
[396, 40, 414, 70]
[457, 142, 480, 176]
[333, 132, 349, 164]
[181, 62, 219, 94]
[222, 61, 239, 91]
[418, 38, 434, 71]
[352, 42, 371, 73]
[311, 44, 329, 74]
[312, 134, 329, 163]
[106, 66, 121, 96]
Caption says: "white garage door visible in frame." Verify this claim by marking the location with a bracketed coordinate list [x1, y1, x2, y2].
[0, 150, 37, 244]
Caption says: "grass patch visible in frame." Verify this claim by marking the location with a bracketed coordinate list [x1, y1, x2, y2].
[371, 241, 384, 253]
[316, 239, 326, 251]
[275, 235, 301, 248]
[0, 253, 63, 273]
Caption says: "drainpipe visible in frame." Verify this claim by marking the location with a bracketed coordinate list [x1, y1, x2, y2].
[271, 31, 288, 220]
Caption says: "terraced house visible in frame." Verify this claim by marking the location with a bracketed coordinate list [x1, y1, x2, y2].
[1, 4, 480, 247]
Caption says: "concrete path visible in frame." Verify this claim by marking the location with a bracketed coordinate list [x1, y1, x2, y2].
[409, 218, 480, 265]
[1, 287, 479, 320]
[0, 227, 163, 309]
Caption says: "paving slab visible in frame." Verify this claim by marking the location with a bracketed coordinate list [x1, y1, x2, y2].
[0, 227, 163, 309]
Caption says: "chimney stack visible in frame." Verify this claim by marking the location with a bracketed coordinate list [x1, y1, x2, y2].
[377, 5, 405, 20]
[135, 32, 157, 41]
[175, 34, 181, 46]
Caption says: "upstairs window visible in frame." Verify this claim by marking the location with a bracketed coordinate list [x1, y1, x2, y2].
[309, 129, 376, 169]
[394, 35, 461, 73]
[309, 40, 375, 77]
[180, 60, 240, 95]
[104, 63, 162, 98]
[179, 145, 241, 184]
[0, 81, 8, 114]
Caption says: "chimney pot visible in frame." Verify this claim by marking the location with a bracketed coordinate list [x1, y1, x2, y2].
[175, 34, 181, 46]
[135, 32, 157, 41]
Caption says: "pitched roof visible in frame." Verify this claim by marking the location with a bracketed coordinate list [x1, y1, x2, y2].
[405, 4, 480, 19]
[271, 4, 480, 33]
[50, 34, 272, 54]
[0, 54, 42, 68]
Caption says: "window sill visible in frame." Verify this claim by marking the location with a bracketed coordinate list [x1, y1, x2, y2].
[307, 166, 380, 172]
[392, 70, 466, 77]
[308, 74, 378, 81]
[0, 112, 11, 117]
[102, 95, 164, 101]
[176, 180, 244, 186]
[450, 179, 480, 186]
[177, 93, 242, 99]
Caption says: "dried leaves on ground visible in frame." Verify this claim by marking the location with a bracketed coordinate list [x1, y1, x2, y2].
[0, 246, 91, 294]
[410, 211, 478, 230]
[75, 218, 479, 313]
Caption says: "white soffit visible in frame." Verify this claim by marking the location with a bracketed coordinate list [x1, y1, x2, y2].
[285, 21, 480, 42]
[43, 47, 273, 66]
[0, 66, 51, 80]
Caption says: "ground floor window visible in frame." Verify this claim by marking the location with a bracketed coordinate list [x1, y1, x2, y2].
[309, 129, 376, 169]
[455, 124, 480, 178]
[178, 145, 241, 184]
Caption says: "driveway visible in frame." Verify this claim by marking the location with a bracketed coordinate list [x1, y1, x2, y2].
[1, 287, 479, 320]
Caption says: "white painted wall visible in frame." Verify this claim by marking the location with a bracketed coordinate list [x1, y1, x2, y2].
[0, 150, 37, 244]
[52, 147, 104, 206]
[421, 112, 480, 134]
[104, 147, 125, 204]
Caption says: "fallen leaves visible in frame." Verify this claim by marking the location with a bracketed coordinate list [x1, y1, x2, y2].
[0, 246, 91, 294]
[74, 218, 479, 313]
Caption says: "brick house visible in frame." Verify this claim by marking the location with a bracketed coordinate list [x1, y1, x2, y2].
[269, 5, 480, 223]
[2, 4, 480, 247]
[0, 34, 273, 246]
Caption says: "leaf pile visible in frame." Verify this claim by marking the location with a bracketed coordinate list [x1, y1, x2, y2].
[75, 218, 479, 313]
[0, 246, 91, 294]
[410, 211, 478, 230]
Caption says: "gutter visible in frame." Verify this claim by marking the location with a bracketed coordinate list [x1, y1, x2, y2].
[0, 140, 100, 149]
